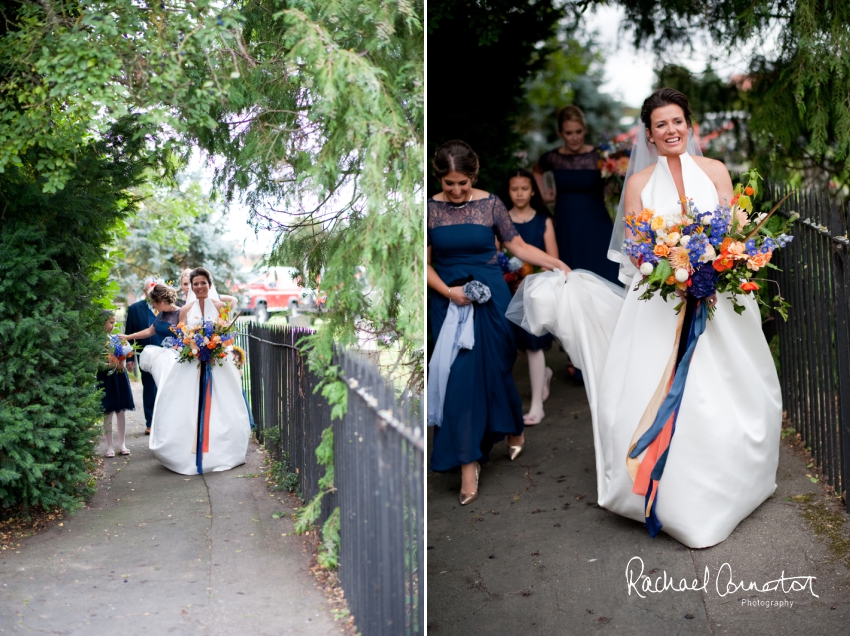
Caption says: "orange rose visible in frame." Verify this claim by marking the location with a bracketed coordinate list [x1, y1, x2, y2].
[637, 208, 654, 223]
[653, 243, 670, 257]
[664, 275, 677, 285]
[520, 262, 534, 277]
[740, 281, 760, 292]
[747, 252, 772, 271]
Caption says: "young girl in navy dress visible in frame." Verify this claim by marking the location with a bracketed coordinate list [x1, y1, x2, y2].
[98, 311, 135, 458]
[504, 168, 558, 425]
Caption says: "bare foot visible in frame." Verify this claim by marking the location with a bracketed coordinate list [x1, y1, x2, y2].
[523, 411, 545, 425]
[541, 366, 553, 402]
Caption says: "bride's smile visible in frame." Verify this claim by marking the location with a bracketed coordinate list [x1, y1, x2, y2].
[648, 103, 690, 156]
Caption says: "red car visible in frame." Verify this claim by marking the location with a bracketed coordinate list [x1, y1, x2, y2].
[237, 269, 314, 323]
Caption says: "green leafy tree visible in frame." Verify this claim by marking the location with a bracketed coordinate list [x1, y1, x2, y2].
[196, 0, 425, 393]
[0, 0, 240, 194]
[575, 0, 850, 192]
[519, 31, 625, 162]
[109, 179, 247, 302]
[427, 0, 562, 191]
[0, 118, 156, 512]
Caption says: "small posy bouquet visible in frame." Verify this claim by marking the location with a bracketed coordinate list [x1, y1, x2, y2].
[106, 335, 135, 374]
[497, 250, 540, 294]
[597, 140, 631, 179]
[622, 170, 796, 318]
[598, 140, 632, 219]
[170, 305, 238, 366]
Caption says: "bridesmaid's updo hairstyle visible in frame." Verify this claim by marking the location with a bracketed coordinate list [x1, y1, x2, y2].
[557, 105, 587, 132]
[433, 140, 479, 183]
[149, 283, 177, 305]
[640, 88, 693, 129]
[189, 267, 213, 286]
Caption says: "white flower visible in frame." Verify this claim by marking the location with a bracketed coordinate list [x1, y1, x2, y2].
[507, 256, 524, 272]
[640, 262, 654, 276]
[664, 232, 681, 247]
[702, 215, 712, 225]
[756, 212, 768, 223]
[679, 235, 691, 247]
[699, 244, 717, 263]
[675, 268, 689, 283]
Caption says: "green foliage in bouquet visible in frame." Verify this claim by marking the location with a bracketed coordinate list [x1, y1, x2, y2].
[0, 119, 153, 512]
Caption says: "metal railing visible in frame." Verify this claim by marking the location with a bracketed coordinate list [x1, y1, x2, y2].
[235, 323, 424, 635]
[764, 183, 850, 505]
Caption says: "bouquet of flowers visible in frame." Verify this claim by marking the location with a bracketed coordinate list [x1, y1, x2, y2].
[106, 335, 135, 374]
[497, 250, 540, 294]
[170, 305, 238, 366]
[598, 140, 631, 219]
[623, 170, 796, 318]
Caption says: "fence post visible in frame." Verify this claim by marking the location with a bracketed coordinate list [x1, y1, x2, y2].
[828, 199, 850, 506]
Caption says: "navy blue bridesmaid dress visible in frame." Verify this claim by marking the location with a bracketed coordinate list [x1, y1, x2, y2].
[510, 211, 555, 352]
[428, 194, 524, 472]
[537, 148, 620, 285]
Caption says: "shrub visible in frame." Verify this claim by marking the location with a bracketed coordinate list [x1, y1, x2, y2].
[0, 119, 153, 512]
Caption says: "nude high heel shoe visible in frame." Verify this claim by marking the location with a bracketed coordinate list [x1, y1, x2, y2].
[508, 437, 525, 461]
[459, 462, 481, 506]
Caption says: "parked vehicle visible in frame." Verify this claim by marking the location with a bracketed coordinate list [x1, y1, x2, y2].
[236, 268, 315, 323]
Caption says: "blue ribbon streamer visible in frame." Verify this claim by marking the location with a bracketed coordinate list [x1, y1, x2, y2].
[629, 301, 709, 460]
[632, 301, 709, 538]
[196, 361, 213, 474]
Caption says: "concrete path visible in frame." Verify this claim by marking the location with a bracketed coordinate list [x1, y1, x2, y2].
[0, 382, 339, 636]
[427, 349, 850, 635]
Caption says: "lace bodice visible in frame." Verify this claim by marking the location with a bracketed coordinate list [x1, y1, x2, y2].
[538, 148, 599, 171]
[427, 194, 519, 246]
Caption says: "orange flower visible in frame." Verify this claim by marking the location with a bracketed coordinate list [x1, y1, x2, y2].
[668, 247, 691, 271]
[653, 243, 670, 257]
[664, 275, 677, 285]
[745, 186, 754, 196]
[740, 281, 760, 292]
[713, 255, 734, 272]
[637, 208, 654, 223]
[747, 252, 772, 271]
[183, 338, 192, 345]
[520, 262, 534, 277]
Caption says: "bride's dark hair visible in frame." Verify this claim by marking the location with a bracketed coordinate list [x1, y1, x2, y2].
[189, 267, 213, 286]
[640, 88, 692, 129]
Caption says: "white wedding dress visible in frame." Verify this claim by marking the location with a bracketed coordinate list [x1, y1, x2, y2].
[140, 299, 250, 475]
[514, 153, 781, 548]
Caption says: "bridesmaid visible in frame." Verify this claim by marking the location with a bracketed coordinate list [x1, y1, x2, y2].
[428, 140, 569, 505]
[504, 168, 557, 425]
[533, 105, 620, 285]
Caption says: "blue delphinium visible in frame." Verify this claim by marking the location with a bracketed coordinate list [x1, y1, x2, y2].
[496, 251, 511, 274]
[690, 263, 718, 299]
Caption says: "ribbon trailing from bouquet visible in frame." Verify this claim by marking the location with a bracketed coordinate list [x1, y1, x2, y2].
[195, 361, 213, 474]
[627, 297, 709, 537]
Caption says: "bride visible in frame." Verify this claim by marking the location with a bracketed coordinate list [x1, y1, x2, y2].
[511, 88, 781, 548]
[124, 268, 250, 475]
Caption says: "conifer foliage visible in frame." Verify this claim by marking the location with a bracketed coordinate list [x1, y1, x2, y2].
[0, 120, 153, 511]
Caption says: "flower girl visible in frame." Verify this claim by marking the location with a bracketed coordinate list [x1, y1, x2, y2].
[98, 310, 135, 458]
